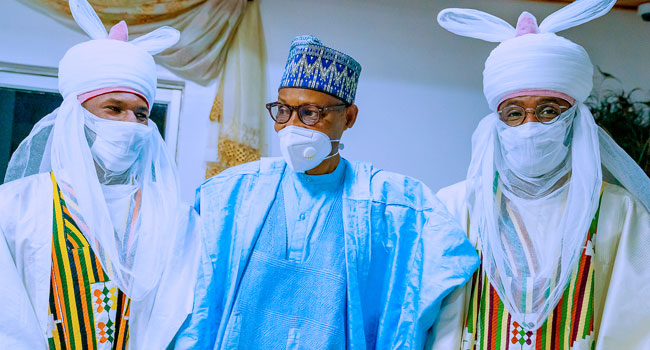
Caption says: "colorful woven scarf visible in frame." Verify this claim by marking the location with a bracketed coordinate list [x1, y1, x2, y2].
[462, 189, 603, 350]
[48, 173, 130, 350]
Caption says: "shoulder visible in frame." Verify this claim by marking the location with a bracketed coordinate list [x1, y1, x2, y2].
[202, 161, 261, 186]
[437, 181, 467, 203]
[436, 181, 467, 210]
[601, 182, 648, 217]
[367, 168, 437, 210]
[434, 180, 468, 231]
[602, 182, 637, 203]
[0, 173, 52, 231]
[200, 157, 285, 189]
[0, 173, 52, 198]
[196, 158, 285, 211]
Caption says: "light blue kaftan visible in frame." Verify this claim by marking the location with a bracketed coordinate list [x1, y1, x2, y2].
[281, 159, 346, 262]
[224, 174, 347, 348]
[173, 158, 480, 350]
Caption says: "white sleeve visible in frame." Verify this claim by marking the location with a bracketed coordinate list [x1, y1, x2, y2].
[596, 185, 650, 349]
[0, 175, 53, 349]
[425, 181, 473, 350]
[425, 286, 466, 350]
[0, 225, 48, 349]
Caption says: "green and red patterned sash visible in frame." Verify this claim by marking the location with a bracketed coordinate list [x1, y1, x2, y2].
[47, 173, 131, 350]
[462, 188, 603, 350]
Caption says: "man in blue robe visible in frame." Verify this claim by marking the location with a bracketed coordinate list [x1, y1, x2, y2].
[174, 35, 480, 349]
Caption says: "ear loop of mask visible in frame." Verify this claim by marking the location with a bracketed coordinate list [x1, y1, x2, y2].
[324, 139, 343, 160]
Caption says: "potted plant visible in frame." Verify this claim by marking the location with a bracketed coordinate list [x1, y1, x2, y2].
[586, 69, 650, 176]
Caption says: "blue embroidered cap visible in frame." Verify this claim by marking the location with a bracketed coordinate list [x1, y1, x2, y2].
[279, 35, 362, 105]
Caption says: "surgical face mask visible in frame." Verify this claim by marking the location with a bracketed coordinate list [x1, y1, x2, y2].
[83, 109, 153, 175]
[497, 106, 576, 177]
[278, 125, 341, 173]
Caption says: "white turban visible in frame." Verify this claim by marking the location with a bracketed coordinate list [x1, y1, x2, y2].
[58, 0, 180, 106]
[483, 32, 593, 110]
[5, 0, 199, 348]
[59, 39, 158, 105]
[438, 0, 615, 110]
[437, 0, 650, 332]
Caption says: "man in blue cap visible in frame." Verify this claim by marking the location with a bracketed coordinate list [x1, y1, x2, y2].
[174, 35, 479, 349]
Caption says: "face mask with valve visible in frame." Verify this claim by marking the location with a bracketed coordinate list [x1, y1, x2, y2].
[278, 125, 342, 173]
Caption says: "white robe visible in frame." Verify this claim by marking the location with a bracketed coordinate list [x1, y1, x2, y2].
[0, 173, 201, 349]
[427, 181, 650, 350]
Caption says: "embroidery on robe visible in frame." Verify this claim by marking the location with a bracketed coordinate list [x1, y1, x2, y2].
[461, 186, 603, 350]
[47, 173, 130, 350]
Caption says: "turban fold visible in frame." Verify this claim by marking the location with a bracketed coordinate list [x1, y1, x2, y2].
[483, 30, 592, 110]
[60, 39, 158, 106]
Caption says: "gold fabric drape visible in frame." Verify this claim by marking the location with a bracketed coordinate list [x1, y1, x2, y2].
[205, 1, 266, 178]
[17, 0, 247, 85]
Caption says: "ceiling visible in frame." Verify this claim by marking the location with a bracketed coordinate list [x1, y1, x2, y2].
[526, 0, 645, 10]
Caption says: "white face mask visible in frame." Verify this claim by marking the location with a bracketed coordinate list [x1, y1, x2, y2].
[278, 126, 341, 173]
[83, 109, 153, 174]
[497, 106, 576, 177]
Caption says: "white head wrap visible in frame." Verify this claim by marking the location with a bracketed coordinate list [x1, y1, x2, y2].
[5, 0, 199, 347]
[438, 0, 650, 331]
[483, 32, 593, 110]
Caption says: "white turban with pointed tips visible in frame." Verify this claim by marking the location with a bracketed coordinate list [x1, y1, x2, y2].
[438, 3, 608, 111]
[437, 0, 650, 332]
[4, 1, 200, 348]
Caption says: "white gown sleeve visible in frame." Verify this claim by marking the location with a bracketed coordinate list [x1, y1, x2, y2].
[0, 174, 53, 349]
[426, 181, 472, 350]
[0, 206, 48, 349]
[595, 184, 650, 349]
[425, 286, 467, 350]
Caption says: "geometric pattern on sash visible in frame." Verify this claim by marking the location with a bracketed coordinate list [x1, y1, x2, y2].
[461, 189, 604, 350]
[47, 173, 130, 350]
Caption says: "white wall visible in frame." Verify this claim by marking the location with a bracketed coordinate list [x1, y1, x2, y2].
[260, 0, 650, 192]
[1, 0, 648, 202]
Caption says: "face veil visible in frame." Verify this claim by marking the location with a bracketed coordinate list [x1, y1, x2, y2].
[438, 0, 650, 330]
[4, 0, 189, 303]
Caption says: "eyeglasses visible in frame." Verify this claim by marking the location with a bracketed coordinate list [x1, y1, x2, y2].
[265, 102, 346, 126]
[498, 103, 569, 127]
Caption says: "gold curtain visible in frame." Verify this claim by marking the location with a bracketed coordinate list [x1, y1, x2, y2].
[205, 1, 266, 178]
[16, 0, 247, 85]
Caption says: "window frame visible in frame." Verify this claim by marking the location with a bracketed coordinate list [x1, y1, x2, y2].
[0, 61, 185, 160]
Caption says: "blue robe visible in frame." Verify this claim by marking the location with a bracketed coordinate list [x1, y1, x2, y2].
[280, 156, 347, 262]
[174, 158, 480, 349]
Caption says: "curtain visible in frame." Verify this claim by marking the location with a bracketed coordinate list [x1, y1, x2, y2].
[205, 1, 266, 178]
[16, 0, 247, 85]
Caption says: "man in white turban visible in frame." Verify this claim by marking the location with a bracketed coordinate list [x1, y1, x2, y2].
[0, 0, 201, 349]
[428, 0, 650, 349]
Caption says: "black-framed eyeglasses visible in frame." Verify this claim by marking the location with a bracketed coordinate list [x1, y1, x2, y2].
[265, 102, 346, 126]
[498, 102, 569, 127]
